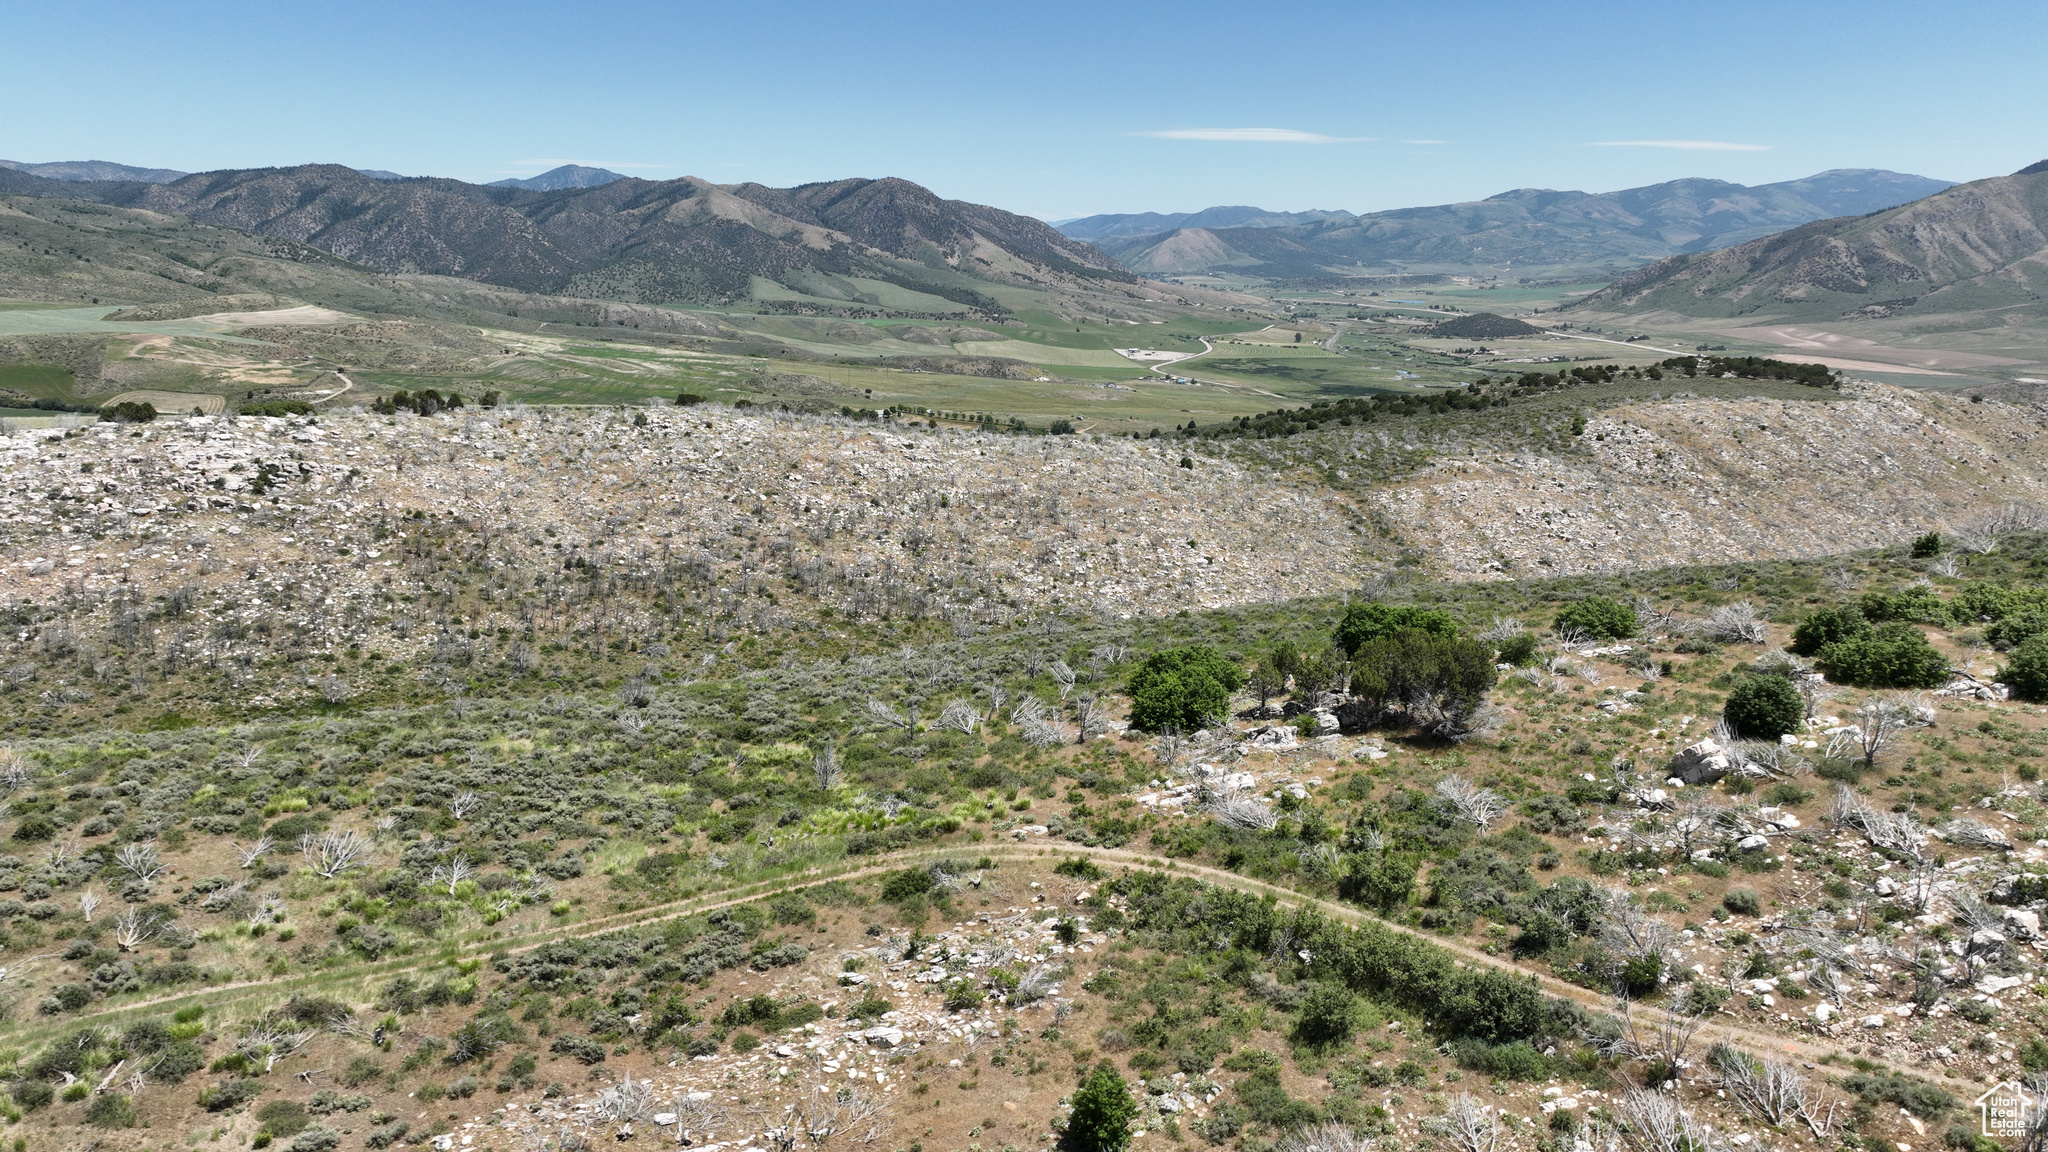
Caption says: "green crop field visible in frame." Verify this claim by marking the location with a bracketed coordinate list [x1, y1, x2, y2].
[0, 363, 78, 395]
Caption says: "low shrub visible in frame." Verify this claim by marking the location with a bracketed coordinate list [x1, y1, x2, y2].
[1126, 646, 1245, 732]
[1723, 674, 1804, 740]
[1496, 632, 1539, 666]
[2001, 634, 2048, 701]
[257, 1100, 311, 1137]
[548, 1034, 606, 1064]
[1816, 623, 1949, 688]
[1554, 596, 1635, 641]
[85, 1092, 138, 1129]
[1789, 605, 1871, 656]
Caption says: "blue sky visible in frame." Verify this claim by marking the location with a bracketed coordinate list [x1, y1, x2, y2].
[4, 0, 2042, 220]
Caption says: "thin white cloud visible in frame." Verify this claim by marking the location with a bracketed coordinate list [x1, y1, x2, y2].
[1591, 140, 1771, 151]
[510, 158, 672, 170]
[1135, 128, 1368, 143]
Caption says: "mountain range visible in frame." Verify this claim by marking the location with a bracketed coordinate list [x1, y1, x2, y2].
[1573, 160, 2048, 323]
[0, 162, 1139, 313]
[0, 158, 189, 183]
[487, 164, 627, 191]
[1076, 169, 1954, 280]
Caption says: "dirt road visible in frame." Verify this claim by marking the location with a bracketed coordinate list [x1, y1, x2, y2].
[22, 840, 1881, 1077]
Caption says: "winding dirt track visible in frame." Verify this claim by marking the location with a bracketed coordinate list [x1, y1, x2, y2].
[20, 841, 1877, 1075]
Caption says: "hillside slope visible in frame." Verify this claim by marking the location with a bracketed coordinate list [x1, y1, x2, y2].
[67, 166, 1133, 309]
[1099, 169, 1953, 278]
[1570, 161, 2048, 323]
[1362, 383, 2048, 577]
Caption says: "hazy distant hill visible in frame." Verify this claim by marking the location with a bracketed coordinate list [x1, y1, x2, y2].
[1056, 205, 1356, 241]
[0, 158, 187, 183]
[7, 164, 1133, 310]
[1572, 161, 2048, 322]
[488, 164, 626, 190]
[1097, 169, 1954, 279]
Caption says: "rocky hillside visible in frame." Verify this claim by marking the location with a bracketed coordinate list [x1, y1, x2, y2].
[1573, 161, 2048, 322]
[0, 406, 1365, 664]
[1367, 382, 2048, 577]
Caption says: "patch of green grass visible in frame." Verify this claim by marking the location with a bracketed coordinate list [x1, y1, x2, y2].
[0, 364, 77, 396]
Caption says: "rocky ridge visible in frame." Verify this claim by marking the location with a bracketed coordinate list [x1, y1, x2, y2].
[1368, 383, 2048, 578]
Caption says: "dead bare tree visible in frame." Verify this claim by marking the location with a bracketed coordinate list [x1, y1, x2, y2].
[1152, 725, 1188, 770]
[1941, 818, 2013, 850]
[1434, 775, 1508, 829]
[661, 1093, 728, 1147]
[1708, 1044, 1841, 1137]
[935, 699, 982, 735]
[1477, 616, 1524, 644]
[2020, 1073, 2048, 1152]
[448, 791, 481, 820]
[595, 1073, 657, 1124]
[232, 837, 275, 868]
[245, 892, 285, 929]
[813, 745, 842, 791]
[1806, 963, 1850, 1008]
[1072, 693, 1104, 744]
[1008, 962, 1061, 1006]
[1701, 601, 1767, 644]
[428, 856, 476, 896]
[1020, 714, 1067, 748]
[1276, 1125, 1376, 1152]
[114, 843, 165, 883]
[1830, 785, 1928, 860]
[113, 908, 163, 951]
[1669, 792, 1726, 857]
[1049, 659, 1077, 702]
[1594, 998, 1707, 1073]
[1596, 889, 1675, 974]
[76, 890, 101, 922]
[865, 700, 911, 730]
[1611, 1088, 1728, 1152]
[1853, 695, 1919, 768]
[236, 1022, 315, 1072]
[1208, 793, 1279, 831]
[1424, 1093, 1499, 1152]
[767, 1085, 894, 1151]
[1952, 502, 2048, 555]
[300, 829, 373, 878]
[0, 747, 31, 791]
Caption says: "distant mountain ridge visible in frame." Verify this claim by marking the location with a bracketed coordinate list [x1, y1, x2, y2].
[0, 158, 187, 183]
[1087, 169, 1954, 279]
[0, 163, 1135, 310]
[1056, 205, 1357, 241]
[488, 164, 626, 191]
[1570, 161, 2048, 322]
